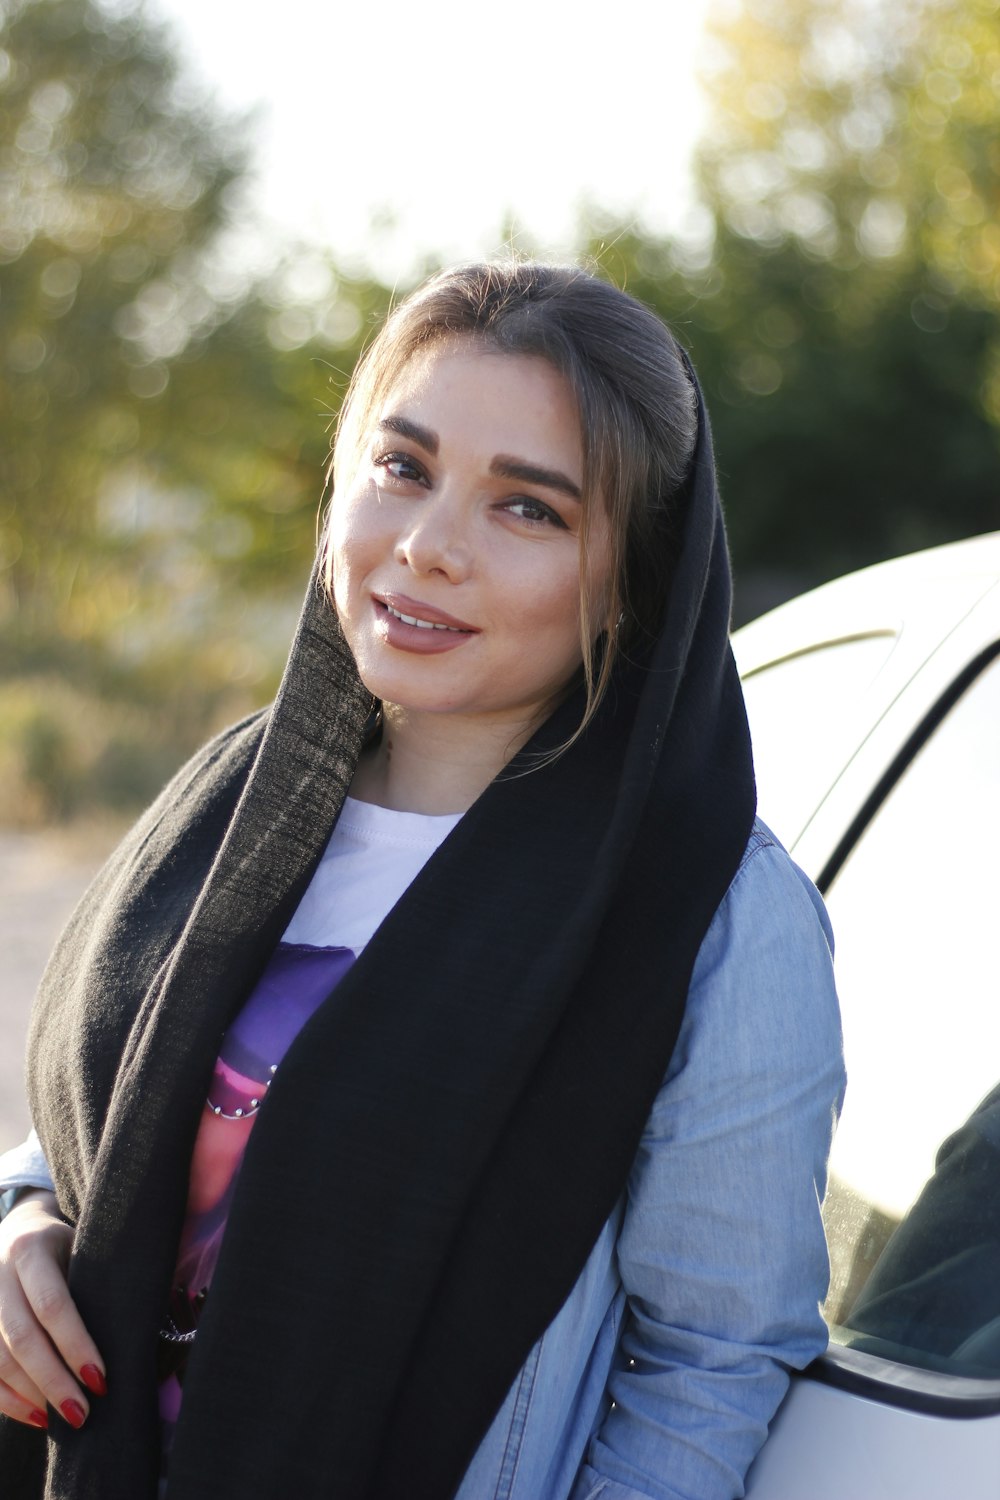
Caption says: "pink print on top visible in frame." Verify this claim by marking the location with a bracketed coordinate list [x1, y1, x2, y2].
[157, 941, 355, 1482]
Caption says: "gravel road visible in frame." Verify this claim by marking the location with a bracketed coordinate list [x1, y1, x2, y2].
[0, 827, 118, 1155]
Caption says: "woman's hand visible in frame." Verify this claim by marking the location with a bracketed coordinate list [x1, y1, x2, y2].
[0, 1189, 106, 1430]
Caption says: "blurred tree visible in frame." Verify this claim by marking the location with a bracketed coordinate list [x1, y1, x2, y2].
[699, 0, 1000, 303]
[0, 0, 246, 626]
[0, 0, 388, 821]
[582, 0, 1000, 612]
[0, 0, 389, 645]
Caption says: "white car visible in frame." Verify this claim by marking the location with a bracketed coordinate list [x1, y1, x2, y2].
[732, 531, 1000, 1499]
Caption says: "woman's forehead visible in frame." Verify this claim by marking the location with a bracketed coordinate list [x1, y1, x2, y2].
[375, 343, 583, 462]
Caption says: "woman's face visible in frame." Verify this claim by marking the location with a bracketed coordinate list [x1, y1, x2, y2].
[328, 342, 612, 737]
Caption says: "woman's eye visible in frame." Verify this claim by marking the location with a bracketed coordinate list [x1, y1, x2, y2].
[375, 452, 425, 484]
[505, 497, 568, 529]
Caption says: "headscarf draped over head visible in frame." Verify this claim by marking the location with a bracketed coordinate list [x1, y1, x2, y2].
[3, 356, 754, 1500]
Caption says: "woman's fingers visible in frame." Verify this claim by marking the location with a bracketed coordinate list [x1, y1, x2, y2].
[0, 1192, 105, 1427]
[0, 1264, 81, 1423]
[0, 1375, 50, 1428]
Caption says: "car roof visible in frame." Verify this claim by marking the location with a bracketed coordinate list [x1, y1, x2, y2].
[733, 530, 1000, 680]
[732, 531, 1000, 870]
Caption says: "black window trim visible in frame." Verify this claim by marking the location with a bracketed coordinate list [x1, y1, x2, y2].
[816, 638, 1000, 895]
[807, 635, 1000, 1415]
[810, 1341, 1000, 1418]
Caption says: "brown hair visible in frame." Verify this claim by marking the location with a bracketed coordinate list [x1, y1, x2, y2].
[325, 261, 698, 738]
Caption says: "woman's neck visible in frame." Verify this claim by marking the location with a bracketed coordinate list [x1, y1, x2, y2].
[348, 704, 536, 815]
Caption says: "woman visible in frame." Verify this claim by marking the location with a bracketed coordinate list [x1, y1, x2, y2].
[0, 262, 844, 1500]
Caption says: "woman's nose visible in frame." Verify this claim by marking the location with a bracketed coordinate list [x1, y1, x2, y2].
[394, 491, 472, 581]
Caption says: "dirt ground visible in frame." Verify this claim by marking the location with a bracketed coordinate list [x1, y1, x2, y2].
[0, 826, 119, 1155]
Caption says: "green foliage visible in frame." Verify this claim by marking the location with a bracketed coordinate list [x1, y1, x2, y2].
[587, 222, 998, 589]
[0, 0, 389, 628]
[0, 0, 389, 822]
[584, 0, 1000, 614]
[698, 0, 1000, 295]
[0, 0, 246, 614]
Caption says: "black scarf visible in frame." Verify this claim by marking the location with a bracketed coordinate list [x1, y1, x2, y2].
[3, 376, 755, 1499]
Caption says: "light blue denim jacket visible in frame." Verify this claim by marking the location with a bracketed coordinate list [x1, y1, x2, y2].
[0, 822, 845, 1500]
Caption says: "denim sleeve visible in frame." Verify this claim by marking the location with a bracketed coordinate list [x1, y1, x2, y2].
[0, 1128, 56, 1216]
[571, 830, 846, 1500]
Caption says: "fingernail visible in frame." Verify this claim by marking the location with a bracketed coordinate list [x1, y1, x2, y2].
[60, 1399, 86, 1429]
[28, 1409, 48, 1429]
[80, 1364, 107, 1396]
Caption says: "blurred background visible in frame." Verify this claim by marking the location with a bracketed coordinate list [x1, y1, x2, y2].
[2, 0, 999, 1146]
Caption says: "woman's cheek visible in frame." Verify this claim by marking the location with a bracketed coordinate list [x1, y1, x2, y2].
[331, 492, 382, 600]
[329, 521, 365, 622]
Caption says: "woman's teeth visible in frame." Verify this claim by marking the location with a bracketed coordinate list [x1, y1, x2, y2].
[386, 604, 464, 632]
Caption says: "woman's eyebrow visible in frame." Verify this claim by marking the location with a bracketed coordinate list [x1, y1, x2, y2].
[490, 456, 582, 501]
[378, 415, 439, 453]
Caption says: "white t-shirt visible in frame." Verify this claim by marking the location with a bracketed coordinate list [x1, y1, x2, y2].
[282, 796, 463, 951]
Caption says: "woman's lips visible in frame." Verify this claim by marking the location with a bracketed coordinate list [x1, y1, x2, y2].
[373, 594, 478, 654]
[378, 593, 477, 630]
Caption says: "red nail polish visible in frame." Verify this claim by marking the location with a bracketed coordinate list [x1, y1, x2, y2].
[60, 1399, 86, 1429]
[80, 1364, 107, 1396]
[28, 1409, 48, 1429]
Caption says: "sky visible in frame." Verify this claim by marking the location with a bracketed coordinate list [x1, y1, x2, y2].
[145, 0, 718, 281]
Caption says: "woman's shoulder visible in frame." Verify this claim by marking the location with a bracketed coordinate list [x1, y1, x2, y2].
[658, 813, 844, 1118]
[726, 815, 834, 958]
[672, 813, 842, 1084]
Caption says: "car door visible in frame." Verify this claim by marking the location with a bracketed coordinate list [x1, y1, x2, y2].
[734, 542, 1000, 1498]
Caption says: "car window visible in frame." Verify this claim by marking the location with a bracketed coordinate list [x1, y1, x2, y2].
[741, 634, 897, 848]
[821, 650, 1000, 1380]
